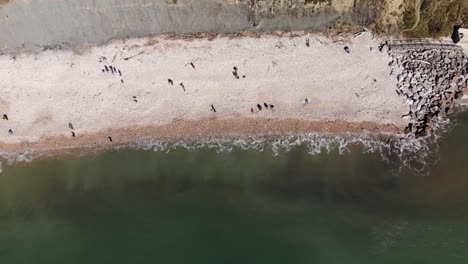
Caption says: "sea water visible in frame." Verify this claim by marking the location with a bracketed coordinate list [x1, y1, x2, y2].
[0, 110, 467, 263]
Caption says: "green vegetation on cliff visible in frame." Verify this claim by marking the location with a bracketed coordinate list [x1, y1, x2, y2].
[404, 0, 468, 38]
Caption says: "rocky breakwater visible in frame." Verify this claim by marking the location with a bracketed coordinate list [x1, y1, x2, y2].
[388, 43, 468, 138]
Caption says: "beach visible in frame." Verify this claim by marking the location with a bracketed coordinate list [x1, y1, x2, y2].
[0, 31, 408, 155]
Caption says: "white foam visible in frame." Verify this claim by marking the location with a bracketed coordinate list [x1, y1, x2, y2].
[0, 117, 454, 176]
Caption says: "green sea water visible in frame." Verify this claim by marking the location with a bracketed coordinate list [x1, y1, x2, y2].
[0, 110, 468, 264]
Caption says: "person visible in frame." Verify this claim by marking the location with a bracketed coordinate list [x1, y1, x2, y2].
[264, 103, 269, 108]
[118, 69, 122, 76]
[104, 65, 109, 72]
[306, 38, 310, 47]
[180, 83, 185, 92]
[108, 136, 113, 142]
[168, 79, 173, 85]
[303, 98, 310, 104]
[257, 104, 262, 111]
[251, 107, 254, 113]
[2, 114, 7, 120]
[68, 123, 74, 130]
[344, 46, 350, 53]
[71, 131, 76, 137]
[269, 104, 274, 110]
[190, 62, 195, 69]
[8, 129, 13, 134]
[211, 104, 217, 112]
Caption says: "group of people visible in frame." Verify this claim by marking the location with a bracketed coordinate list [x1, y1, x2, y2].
[102, 64, 124, 84]
[2, 114, 13, 135]
[252, 103, 275, 113]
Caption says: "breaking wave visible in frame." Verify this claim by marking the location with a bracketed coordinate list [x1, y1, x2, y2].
[0, 116, 455, 175]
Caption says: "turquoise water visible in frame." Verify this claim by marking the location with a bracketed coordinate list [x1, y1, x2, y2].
[0, 111, 468, 263]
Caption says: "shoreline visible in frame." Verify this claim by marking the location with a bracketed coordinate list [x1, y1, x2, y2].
[0, 117, 403, 161]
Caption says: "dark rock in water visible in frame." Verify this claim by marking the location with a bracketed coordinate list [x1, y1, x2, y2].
[451, 25, 461, 44]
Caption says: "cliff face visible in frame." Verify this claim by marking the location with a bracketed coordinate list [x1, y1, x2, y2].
[1, 0, 466, 54]
[0, 0, 393, 54]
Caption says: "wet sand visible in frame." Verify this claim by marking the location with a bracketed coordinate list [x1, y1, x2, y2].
[0, 31, 407, 155]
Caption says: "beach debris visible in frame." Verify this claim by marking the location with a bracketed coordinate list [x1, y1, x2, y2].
[344, 46, 350, 53]
[8, 129, 13, 134]
[123, 51, 144, 61]
[2, 114, 8, 120]
[251, 107, 254, 113]
[68, 122, 74, 130]
[306, 38, 310, 47]
[168, 79, 173, 85]
[210, 104, 217, 113]
[121, 79, 124, 84]
[353, 29, 367, 38]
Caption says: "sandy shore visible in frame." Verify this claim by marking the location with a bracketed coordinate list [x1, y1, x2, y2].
[0, 31, 408, 154]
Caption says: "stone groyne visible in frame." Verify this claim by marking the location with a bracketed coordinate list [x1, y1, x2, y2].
[388, 40, 468, 137]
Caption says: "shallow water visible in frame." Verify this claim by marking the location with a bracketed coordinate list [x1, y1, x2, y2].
[0, 110, 467, 263]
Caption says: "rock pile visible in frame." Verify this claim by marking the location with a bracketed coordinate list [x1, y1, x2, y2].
[388, 46, 468, 137]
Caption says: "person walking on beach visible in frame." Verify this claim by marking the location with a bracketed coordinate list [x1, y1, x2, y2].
[257, 104, 262, 111]
[68, 123, 74, 130]
[232, 66, 239, 79]
[180, 83, 185, 92]
[8, 129, 13, 134]
[168, 79, 173, 85]
[71, 131, 76, 137]
[2, 114, 8, 120]
[211, 104, 217, 113]
[108, 136, 113, 142]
